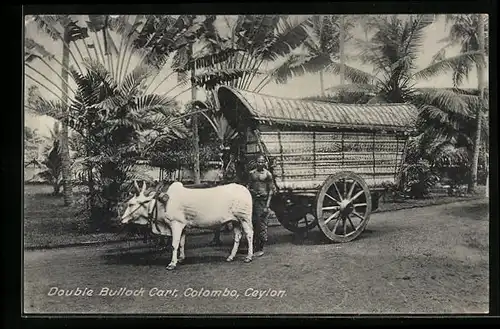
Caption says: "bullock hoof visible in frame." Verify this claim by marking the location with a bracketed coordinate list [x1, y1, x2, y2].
[166, 264, 176, 270]
[177, 258, 185, 264]
[244, 257, 252, 263]
[226, 256, 234, 262]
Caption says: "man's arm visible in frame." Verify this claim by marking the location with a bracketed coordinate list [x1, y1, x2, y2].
[246, 170, 254, 190]
[265, 170, 274, 209]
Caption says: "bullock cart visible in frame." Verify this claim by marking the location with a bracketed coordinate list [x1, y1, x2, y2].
[210, 86, 418, 243]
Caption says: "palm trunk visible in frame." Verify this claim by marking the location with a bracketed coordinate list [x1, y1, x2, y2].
[484, 147, 489, 197]
[319, 70, 325, 96]
[468, 14, 485, 194]
[339, 15, 346, 86]
[60, 28, 73, 206]
[190, 46, 201, 185]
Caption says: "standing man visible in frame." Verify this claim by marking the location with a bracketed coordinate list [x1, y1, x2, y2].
[247, 154, 274, 257]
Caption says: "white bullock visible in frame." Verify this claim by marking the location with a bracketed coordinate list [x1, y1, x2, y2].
[121, 181, 254, 270]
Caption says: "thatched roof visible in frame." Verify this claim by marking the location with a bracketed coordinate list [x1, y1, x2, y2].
[215, 86, 418, 132]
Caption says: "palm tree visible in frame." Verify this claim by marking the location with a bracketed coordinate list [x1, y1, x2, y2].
[135, 15, 315, 181]
[32, 59, 184, 220]
[319, 15, 483, 103]
[434, 14, 488, 193]
[309, 15, 485, 184]
[36, 122, 64, 195]
[183, 15, 315, 93]
[267, 15, 377, 94]
[26, 15, 92, 205]
[25, 15, 207, 184]
[131, 15, 219, 184]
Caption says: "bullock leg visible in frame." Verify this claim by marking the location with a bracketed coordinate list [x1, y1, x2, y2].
[240, 220, 254, 263]
[166, 222, 185, 271]
[226, 223, 242, 262]
[178, 231, 186, 264]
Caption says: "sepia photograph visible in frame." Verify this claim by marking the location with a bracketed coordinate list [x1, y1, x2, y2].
[23, 13, 490, 314]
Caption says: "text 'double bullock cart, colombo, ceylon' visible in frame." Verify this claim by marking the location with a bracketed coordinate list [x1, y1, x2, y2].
[209, 85, 418, 243]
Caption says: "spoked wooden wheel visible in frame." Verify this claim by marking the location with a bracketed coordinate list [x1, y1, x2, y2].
[277, 211, 318, 234]
[314, 171, 372, 243]
[272, 196, 318, 234]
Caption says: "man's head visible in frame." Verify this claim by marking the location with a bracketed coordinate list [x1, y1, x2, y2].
[256, 155, 266, 171]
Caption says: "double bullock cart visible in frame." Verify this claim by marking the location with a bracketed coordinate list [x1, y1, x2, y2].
[210, 86, 418, 243]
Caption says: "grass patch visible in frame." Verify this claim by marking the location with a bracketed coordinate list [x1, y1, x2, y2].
[23, 185, 137, 249]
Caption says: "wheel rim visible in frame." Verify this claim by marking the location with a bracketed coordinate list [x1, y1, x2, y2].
[315, 172, 372, 242]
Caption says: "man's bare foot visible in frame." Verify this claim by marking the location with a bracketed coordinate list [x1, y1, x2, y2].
[254, 250, 264, 257]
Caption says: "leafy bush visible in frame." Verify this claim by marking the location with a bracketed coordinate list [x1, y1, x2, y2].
[400, 160, 439, 199]
[148, 136, 220, 174]
[381, 181, 403, 202]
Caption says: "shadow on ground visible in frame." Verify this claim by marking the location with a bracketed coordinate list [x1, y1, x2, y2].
[101, 247, 229, 266]
[267, 226, 399, 246]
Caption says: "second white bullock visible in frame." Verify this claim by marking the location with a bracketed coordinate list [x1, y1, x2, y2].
[121, 181, 254, 270]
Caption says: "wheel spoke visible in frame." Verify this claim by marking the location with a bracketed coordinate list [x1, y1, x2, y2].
[324, 210, 340, 225]
[332, 182, 343, 201]
[349, 190, 365, 203]
[342, 218, 347, 236]
[352, 211, 365, 221]
[353, 203, 367, 208]
[347, 180, 357, 199]
[325, 193, 340, 204]
[332, 216, 342, 233]
[347, 215, 357, 231]
[343, 179, 347, 199]
[322, 205, 340, 211]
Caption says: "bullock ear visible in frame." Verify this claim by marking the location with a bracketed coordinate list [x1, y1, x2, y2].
[133, 180, 140, 193]
[141, 181, 147, 195]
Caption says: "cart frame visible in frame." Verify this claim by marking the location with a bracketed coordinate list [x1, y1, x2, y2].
[211, 85, 418, 242]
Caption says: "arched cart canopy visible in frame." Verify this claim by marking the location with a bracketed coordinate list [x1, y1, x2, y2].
[215, 86, 418, 132]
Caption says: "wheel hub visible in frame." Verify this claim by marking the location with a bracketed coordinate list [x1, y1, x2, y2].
[339, 200, 354, 216]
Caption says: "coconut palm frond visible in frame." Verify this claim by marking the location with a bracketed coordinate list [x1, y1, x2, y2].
[326, 83, 378, 94]
[326, 62, 377, 85]
[271, 53, 331, 84]
[415, 89, 472, 117]
[413, 51, 484, 82]
[261, 15, 314, 61]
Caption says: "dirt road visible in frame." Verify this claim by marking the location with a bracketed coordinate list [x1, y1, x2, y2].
[23, 199, 489, 314]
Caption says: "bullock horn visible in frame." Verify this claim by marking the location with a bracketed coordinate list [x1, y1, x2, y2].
[133, 180, 140, 192]
[141, 181, 147, 194]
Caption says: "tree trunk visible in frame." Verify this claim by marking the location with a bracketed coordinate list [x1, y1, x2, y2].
[60, 28, 73, 205]
[468, 14, 485, 194]
[483, 143, 489, 197]
[53, 182, 61, 196]
[319, 70, 325, 96]
[339, 15, 346, 86]
[190, 46, 201, 184]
